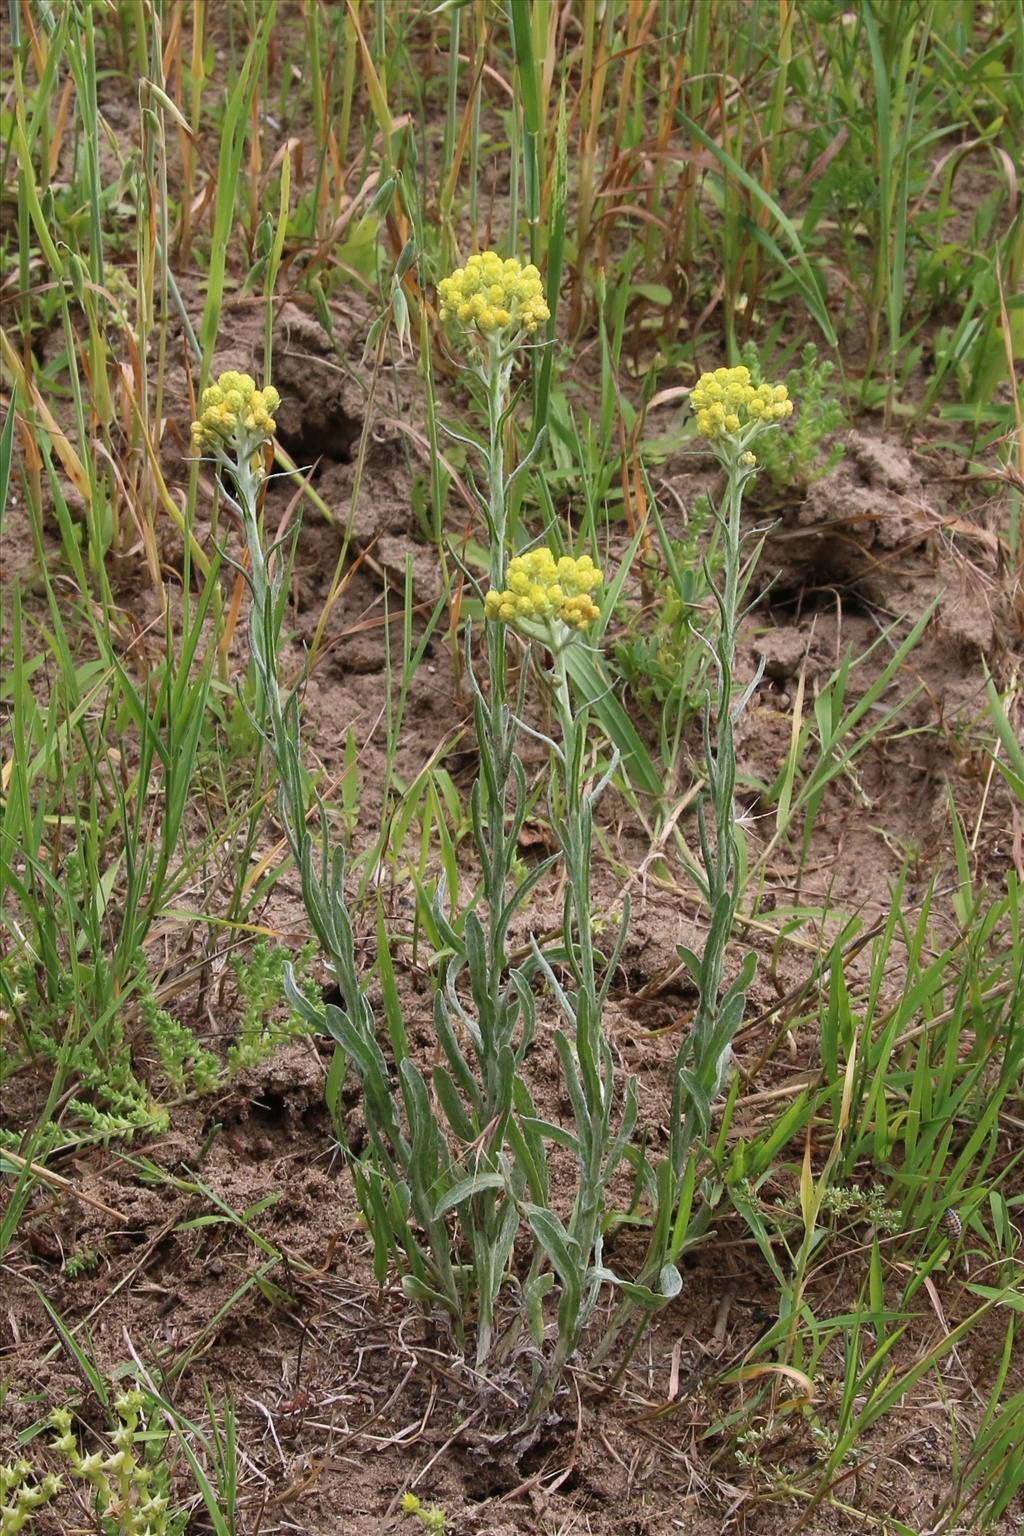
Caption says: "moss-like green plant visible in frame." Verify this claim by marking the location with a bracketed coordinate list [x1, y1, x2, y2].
[226, 938, 318, 1071]
[399, 1491, 448, 1532]
[1, 1392, 185, 1536]
[741, 341, 845, 492]
[1, 1458, 60, 1535]
[49, 1391, 185, 1535]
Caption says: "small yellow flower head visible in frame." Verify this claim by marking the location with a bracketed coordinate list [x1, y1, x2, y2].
[689, 365, 794, 441]
[438, 252, 550, 341]
[485, 549, 602, 644]
[191, 370, 281, 458]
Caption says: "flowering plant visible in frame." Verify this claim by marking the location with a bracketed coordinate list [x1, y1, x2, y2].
[689, 364, 792, 441]
[196, 252, 624, 1410]
[485, 549, 602, 647]
[437, 251, 549, 339]
[191, 371, 280, 457]
[201, 293, 795, 1415]
[597, 359, 798, 1365]
[430, 258, 632, 1398]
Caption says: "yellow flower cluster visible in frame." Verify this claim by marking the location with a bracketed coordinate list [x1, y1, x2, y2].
[485, 549, 602, 633]
[191, 371, 280, 453]
[689, 366, 793, 440]
[438, 252, 550, 337]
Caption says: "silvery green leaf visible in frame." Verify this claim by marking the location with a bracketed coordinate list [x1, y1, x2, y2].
[434, 1171, 505, 1219]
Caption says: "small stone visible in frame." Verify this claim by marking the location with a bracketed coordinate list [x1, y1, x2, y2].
[848, 431, 915, 494]
[754, 627, 807, 681]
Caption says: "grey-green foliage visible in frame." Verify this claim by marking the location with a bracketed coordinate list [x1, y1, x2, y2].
[595, 383, 801, 1369]
[210, 429, 507, 1355]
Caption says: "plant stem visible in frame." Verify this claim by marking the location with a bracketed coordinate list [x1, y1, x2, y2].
[595, 439, 758, 1370]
